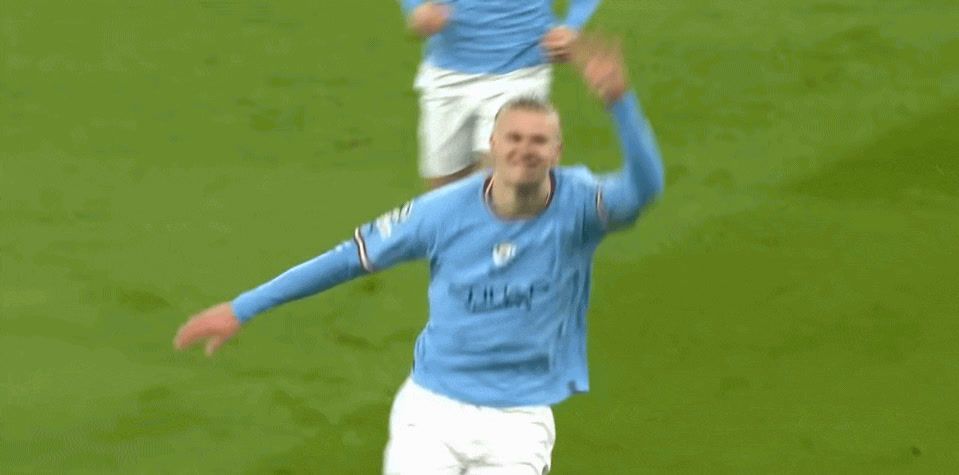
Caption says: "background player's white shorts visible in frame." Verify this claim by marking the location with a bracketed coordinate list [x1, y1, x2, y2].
[414, 63, 553, 178]
[383, 378, 556, 475]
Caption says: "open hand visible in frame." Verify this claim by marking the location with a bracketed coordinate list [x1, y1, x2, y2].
[541, 26, 579, 63]
[571, 34, 629, 105]
[173, 302, 241, 357]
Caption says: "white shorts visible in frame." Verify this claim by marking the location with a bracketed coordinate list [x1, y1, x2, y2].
[414, 63, 553, 178]
[383, 378, 556, 475]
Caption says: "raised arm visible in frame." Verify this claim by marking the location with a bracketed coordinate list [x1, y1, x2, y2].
[600, 92, 664, 228]
[574, 35, 664, 231]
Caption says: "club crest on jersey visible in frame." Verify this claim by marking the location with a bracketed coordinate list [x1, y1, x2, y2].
[492, 242, 517, 267]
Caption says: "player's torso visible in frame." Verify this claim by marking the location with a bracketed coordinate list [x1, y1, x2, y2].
[425, 172, 595, 336]
[433, 214, 569, 311]
[411, 170, 600, 404]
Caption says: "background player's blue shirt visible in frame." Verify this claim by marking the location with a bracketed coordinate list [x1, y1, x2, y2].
[232, 92, 663, 407]
[399, 0, 602, 74]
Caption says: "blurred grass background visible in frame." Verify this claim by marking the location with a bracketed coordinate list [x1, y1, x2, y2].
[2, 0, 958, 472]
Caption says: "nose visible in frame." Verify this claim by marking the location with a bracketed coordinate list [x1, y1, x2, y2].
[518, 139, 537, 158]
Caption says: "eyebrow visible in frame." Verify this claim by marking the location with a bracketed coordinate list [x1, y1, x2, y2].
[505, 131, 550, 139]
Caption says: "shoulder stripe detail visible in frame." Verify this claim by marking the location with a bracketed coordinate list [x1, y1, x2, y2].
[596, 187, 608, 227]
[353, 227, 373, 272]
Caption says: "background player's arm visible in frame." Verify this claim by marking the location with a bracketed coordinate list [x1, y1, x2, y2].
[575, 36, 665, 230]
[543, 0, 602, 62]
[564, 0, 602, 30]
[174, 199, 433, 355]
[401, 0, 450, 38]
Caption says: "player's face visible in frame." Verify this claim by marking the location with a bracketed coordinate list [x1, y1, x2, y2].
[490, 109, 561, 188]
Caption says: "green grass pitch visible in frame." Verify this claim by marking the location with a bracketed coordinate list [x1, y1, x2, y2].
[2, 1, 958, 472]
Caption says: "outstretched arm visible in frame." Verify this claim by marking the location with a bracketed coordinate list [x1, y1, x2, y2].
[231, 243, 365, 322]
[173, 241, 365, 356]
[574, 35, 664, 230]
[174, 199, 431, 356]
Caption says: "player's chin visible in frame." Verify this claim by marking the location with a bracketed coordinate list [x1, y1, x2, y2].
[508, 167, 549, 186]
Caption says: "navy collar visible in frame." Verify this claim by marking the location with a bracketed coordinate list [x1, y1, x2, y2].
[483, 170, 556, 208]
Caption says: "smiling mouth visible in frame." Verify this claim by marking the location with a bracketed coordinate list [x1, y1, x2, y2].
[512, 156, 542, 167]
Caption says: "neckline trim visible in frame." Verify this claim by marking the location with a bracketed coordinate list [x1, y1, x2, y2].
[482, 170, 556, 221]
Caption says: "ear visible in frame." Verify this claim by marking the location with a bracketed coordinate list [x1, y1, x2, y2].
[552, 140, 563, 165]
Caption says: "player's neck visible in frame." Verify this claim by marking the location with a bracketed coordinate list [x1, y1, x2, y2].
[488, 177, 552, 219]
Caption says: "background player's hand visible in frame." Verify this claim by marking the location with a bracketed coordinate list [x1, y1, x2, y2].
[541, 26, 579, 63]
[407, 2, 450, 38]
[571, 34, 629, 105]
[173, 302, 241, 357]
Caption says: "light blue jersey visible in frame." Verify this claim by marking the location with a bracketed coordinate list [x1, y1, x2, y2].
[399, 0, 602, 74]
[233, 92, 663, 407]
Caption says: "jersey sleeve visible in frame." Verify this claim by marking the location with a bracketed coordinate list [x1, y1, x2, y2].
[231, 241, 365, 323]
[353, 197, 433, 273]
[569, 92, 665, 243]
[597, 92, 665, 232]
[560, 166, 607, 245]
[229, 197, 435, 324]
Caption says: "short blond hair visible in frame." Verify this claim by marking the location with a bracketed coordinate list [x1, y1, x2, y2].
[493, 96, 562, 141]
[494, 96, 557, 122]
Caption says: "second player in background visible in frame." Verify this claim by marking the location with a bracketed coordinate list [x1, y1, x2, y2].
[400, 0, 602, 188]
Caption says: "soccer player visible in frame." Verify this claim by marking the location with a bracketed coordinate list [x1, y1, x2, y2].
[401, 0, 603, 189]
[175, 36, 663, 474]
